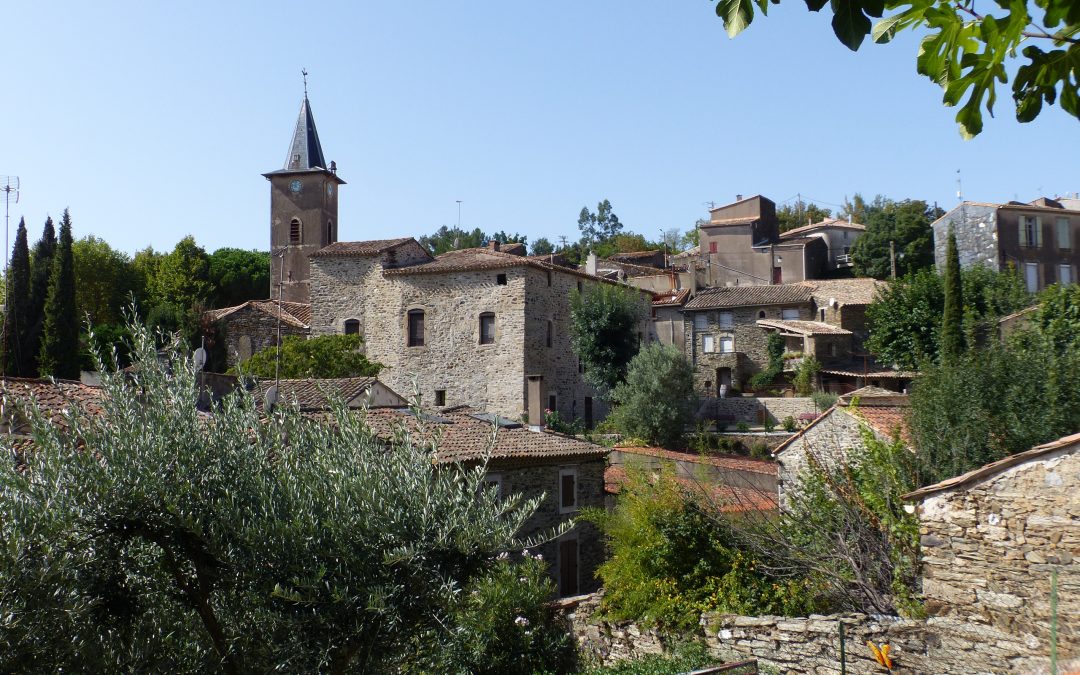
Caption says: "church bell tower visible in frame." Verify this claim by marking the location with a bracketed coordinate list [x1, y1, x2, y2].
[263, 82, 345, 304]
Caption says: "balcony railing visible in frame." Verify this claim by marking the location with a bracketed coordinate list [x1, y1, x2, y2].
[835, 254, 853, 267]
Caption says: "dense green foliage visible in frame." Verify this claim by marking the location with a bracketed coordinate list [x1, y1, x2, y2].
[712, 0, 1080, 137]
[72, 235, 140, 327]
[0, 322, 561, 672]
[569, 283, 646, 392]
[849, 197, 942, 279]
[407, 554, 576, 674]
[38, 209, 81, 379]
[747, 332, 785, 390]
[776, 199, 831, 233]
[940, 228, 964, 362]
[531, 237, 555, 256]
[418, 226, 528, 255]
[772, 425, 922, 616]
[207, 248, 270, 308]
[25, 216, 57, 377]
[792, 355, 821, 396]
[910, 283, 1080, 485]
[609, 344, 697, 448]
[582, 467, 819, 632]
[232, 334, 382, 379]
[2, 219, 32, 376]
[865, 265, 1029, 369]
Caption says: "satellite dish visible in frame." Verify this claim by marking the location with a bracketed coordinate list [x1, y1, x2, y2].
[265, 384, 279, 412]
[829, 298, 839, 309]
[193, 347, 207, 372]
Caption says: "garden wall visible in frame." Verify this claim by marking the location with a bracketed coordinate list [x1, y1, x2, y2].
[701, 396, 818, 426]
[558, 594, 1074, 673]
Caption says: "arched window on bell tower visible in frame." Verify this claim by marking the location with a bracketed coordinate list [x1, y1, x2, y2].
[327, 220, 334, 244]
[290, 218, 302, 244]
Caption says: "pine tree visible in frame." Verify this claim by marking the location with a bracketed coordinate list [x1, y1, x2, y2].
[38, 209, 80, 379]
[2, 219, 32, 376]
[940, 227, 964, 362]
[25, 216, 57, 376]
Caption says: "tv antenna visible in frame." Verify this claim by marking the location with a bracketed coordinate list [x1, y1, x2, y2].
[456, 200, 463, 230]
[1, 176, 19, 377]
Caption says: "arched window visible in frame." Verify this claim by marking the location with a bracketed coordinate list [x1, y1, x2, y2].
[479, 312, 496, 345]
[327, 220, 334, 243]
[758, 310, 766, 319]
[290, 218, 302, 244]
[407, 309, 425, 347]
[344, 319, 360, 336]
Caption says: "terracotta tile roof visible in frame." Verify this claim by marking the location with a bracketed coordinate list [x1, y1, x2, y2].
[653, 289, 691, 307]
[855, 405, 911, 445]
[592, 258, 670, 278]
[608, 249, 663, 261]
[780, 218, 865, 239]
[357, 408, 610, 464]
[310, 237, 417, 258]
[684, 284, 813, 311]
[254, 377, 401, 411]
[757, 319, 852, 336]
[704, 216, 760, 226]
[774, 236, 821, 247]
[1, 378, 106, 433]
[673, 246, 699, 258]
[838, 385, 901, 401]
[499, 242, 527, 256]
[819, 364, 918, 379]
[799, 278, 884, 307]
[204, 300, 311, 329]
[614, 446, 777, 475]
[603, 465, 778, 513]
[903, 431, 1080, 501]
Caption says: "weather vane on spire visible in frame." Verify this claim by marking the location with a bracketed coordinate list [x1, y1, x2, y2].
[302, 68, 308, 97]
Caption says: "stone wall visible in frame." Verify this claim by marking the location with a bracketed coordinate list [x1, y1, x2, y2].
[916, 446, 1079, 656]
[774, 406, 864, 509]
[559, 595, 1072, 673]
[933, 203, 1000, 271]
[498, 458, 607, 595]
[215, 307, 308, 368]
[699, 396, 817, 425]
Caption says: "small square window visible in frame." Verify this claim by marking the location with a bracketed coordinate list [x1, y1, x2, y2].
[496, 274, 508, 285]
[693, 314, 708, 331]
[434, 389, 446, 406]
[718, 311, 734, 328]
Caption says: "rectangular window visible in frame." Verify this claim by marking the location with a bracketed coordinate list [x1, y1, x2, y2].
[1060, 264, 1073, 286]
[703, 334, 715, 353]
[558, 538, 579, 597]
[548, 394, 557, 412]
[1020, 216, 1042, 248]
[343, 319, 360, 335]
[709, 241, 718, 254]
[693, 314, 708, 331]
[434, 389, 446, 406]
[719, 336, 734, 353]
[718, 311, 734, 328]
[1057, 218, 1071, 250]
[782, 308, 800, 320]
[407, 310, 425, 347]
[559, 469, 577, 512]
[1025, 262, 1040, 292]
[496, 273, 507, 285]
[479, 313, 496, 345]
[484, 473, 503, 500]
[819, 308, 826, 321]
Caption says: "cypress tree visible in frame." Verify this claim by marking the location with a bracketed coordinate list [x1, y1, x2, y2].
[26, 216, 57, 376]
[39, 209, 80, 379]
[2, 219, 32, 376]
[940, 227, 964, 362]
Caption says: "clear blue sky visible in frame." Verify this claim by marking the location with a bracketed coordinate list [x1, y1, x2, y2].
[7, 2, 1079, 256]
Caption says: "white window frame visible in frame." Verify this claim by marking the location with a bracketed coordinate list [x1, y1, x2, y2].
[1020, 215, 1042, 248]
[1059, 264, 1073, 286]
[1057, 218, 1071, 250]
[718, 311, 734, 328]
[693, 313, 708, 331]
[781, 308, 800, 320]
[559, 468, 578, 514]
[702, 334, 715, 353]
[719, 336, 735, 353]
[1025, 262, 1040, 292]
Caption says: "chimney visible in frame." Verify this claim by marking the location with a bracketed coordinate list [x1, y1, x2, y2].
[585, 251, 598, 276]
[736, 194, 743, 202]
[488, 240, 500, 252]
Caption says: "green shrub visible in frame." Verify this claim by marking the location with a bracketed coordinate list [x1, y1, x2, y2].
[735, 421, 750, 433]
[582, 640, 711, 674]
[749, 441, 771, 460]
[231, 333, 382, 379]
[609, 344, 697, 448]
[544, 409, 584, 436]
[782, 415, 798, 432]
[810, 391, 838, 412]
[792, 356, 821, 396]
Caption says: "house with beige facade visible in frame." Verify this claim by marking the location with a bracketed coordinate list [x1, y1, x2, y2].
[309, 239, 652, 425]
[778, 218, 866, 273]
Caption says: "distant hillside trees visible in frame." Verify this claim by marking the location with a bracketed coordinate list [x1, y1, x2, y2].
[419, 226, 528, 256]
[776, 199, 831, 233]
[849, 196, 943, 279]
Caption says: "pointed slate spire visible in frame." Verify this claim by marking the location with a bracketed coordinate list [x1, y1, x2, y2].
[284, 95, 327, 170]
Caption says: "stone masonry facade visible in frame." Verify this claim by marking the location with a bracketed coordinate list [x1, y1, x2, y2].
[310, 244, 650, 422]
[499, 458, 607, 595]
[915, 446, 1078, 659]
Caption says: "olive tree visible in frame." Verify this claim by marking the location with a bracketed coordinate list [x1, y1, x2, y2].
[0, 321, 559, 673]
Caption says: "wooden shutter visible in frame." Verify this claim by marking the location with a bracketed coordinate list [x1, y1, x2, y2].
[559, 539, 579, 596]
[1035, 217, 1043, 246]
[1019, 218, 1028, 247]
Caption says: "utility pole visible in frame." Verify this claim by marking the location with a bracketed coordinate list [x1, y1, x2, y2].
[890, 240, 897, 279]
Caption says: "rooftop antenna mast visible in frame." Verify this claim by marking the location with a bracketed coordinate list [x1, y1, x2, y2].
[1, 176, 19, 377]
[456, 200, 462, 229]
